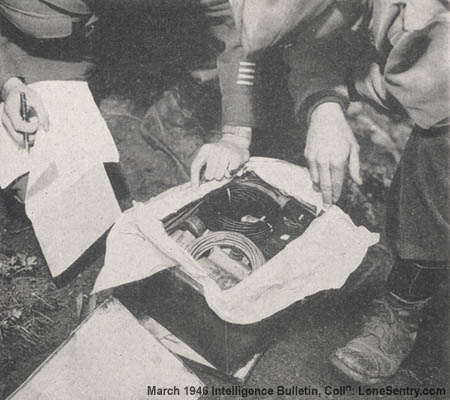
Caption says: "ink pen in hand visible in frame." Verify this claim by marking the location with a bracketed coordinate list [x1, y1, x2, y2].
[19, 92, 30, 154]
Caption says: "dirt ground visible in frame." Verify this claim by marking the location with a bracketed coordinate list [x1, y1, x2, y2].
[1, 11, 449, 400]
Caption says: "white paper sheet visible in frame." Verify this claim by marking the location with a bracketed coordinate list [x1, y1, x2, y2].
[26, 164, 121, 277]
[0, 81, 119, 190]
[0, 81, 121, 277]
[93, 158, 379, 324]
[8, 298, 204, 400]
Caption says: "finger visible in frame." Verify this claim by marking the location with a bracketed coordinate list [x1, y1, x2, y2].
[27, 132, 36, 146]
[2, 113, 24, 146]
[4, 99, 39, 134]
[349, 144, 362, 185]
[190, 148, 208, 188]
[214, 152, 230, 181]
[318, 160, 333, 208]
[30, 100, 50, 132]
[306, 156, 320, 188]
[228, 154, 243, 173]
[330, 164, 345, 202]
[204, 152, 220, 181]
[21, 119, 37, 146]
[8, 112, 40, 133]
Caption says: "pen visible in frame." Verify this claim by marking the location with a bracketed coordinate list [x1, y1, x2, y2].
[19, 92, 30, 154]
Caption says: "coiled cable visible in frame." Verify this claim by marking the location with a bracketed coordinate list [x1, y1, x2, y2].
[186, 231, 266, 270]
[198, 182, 281, 242]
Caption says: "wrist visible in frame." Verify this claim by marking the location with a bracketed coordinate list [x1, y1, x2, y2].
[222, 125, 252, 139]
[1, 77, 26, 100]
[221, 125, 252, 149]
[221, 133, 251, 150]
[310, 102, 346, 122]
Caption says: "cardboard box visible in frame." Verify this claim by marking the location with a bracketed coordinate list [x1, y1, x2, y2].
[94, 157, 378, 382]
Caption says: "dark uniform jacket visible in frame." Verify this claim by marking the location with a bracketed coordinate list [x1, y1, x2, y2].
[0, 0, 262, 129]
[284, 0, 450, 130]
[236, 0, 450, 261]
[235, 0, 449, 130]
[0, 0, 96, 87]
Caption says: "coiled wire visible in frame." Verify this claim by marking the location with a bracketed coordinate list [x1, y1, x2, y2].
[186, 231, 266, 270]
[198, 182, 281, 242]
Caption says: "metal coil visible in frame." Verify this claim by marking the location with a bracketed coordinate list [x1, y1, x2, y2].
[186, 231, 266, 271]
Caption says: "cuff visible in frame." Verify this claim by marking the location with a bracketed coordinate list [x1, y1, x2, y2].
[1, 76, 26, 100]
[300, 90, 350, 125]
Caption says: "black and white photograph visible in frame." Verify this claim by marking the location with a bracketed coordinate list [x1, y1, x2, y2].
[0, 1, 449, 399]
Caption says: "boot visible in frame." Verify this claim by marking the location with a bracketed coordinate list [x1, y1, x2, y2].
[330, 259, 449, 384]
[330, 293, 426, 384]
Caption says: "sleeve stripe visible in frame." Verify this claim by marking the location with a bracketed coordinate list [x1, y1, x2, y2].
[238, 73, 254, 80]
[238, 67, 255, 74]
[237, 80, 254, 86]
[240, 61, 256, 67]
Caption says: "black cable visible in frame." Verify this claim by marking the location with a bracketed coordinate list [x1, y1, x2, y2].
[198, 181, 281, 242]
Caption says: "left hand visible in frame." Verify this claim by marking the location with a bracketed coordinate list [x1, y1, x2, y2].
[190, 133, 250, 188]
[199, 0, 232, 18]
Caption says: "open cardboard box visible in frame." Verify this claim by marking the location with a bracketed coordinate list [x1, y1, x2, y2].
[94, 157, 378, 382]
[7, 158, 378, 398]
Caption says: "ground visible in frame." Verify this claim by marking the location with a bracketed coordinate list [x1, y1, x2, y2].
[0, 11, 449, 400]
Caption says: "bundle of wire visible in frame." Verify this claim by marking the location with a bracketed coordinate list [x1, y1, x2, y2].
[186, 231, 266, 270]
[198, 182, 281, 242]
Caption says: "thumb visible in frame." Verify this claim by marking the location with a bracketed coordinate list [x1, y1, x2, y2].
[31, 98, 50, 132]
[349, 143, 362, 185]
[190, 148, 207, 189]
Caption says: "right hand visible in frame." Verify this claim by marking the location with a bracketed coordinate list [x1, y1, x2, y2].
[190, 133, 250, 188]
[1, 77, 49, 147]
[304, 102, 362, 208]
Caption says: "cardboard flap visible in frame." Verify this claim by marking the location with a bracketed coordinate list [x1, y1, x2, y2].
[8, 298, 203, 400]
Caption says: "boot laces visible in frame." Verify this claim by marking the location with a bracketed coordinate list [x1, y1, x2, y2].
[360, 298, 420, 355]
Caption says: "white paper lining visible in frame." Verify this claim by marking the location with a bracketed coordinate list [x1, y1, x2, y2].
[94, 158, 379, 324]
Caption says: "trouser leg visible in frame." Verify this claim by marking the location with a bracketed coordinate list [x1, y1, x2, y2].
[330, 125, 450, 384]
[386, 259, 449, 303]
[385, 125, 450, 263]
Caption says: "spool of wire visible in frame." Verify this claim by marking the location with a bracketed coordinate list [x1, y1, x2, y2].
[198, 182, 281, 242]
[186, 231, 266, 271]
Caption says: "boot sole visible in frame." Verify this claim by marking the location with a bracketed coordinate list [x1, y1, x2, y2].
[330, 354, 384, 386]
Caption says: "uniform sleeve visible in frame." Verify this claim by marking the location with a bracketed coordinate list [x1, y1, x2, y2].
[284, 35, 350, 124]
[281, 0, 367, 124]
[0, 30, 19, 95]
[215, 17, 265, 129]
[382, 13, 450, 129]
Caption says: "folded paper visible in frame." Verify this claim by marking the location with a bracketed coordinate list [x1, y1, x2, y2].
[0, 81, 121, 277]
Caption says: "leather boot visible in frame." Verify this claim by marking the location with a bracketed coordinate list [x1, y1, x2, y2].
[330, 293, 426, 384]
[330, 260, 449, 384]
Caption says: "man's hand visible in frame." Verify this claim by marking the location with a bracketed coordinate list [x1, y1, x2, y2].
[305, 102, 362, 208]
[1, 77, 49, 146]
[190, 132, 250, 188]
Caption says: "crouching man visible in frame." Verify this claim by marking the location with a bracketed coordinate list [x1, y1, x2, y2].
[283, 0, 449, 384]
[194, 0, 450, 384]
[0, 0, 100, 203]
